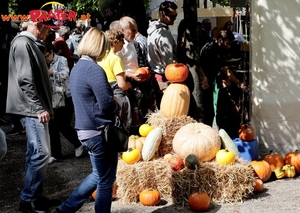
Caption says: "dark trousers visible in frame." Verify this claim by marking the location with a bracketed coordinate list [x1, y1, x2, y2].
[49, 96, 81, 159]
[201, 86, 215, 126]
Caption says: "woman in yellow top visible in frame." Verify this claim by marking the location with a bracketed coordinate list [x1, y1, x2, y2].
[98, 29, 132, 131]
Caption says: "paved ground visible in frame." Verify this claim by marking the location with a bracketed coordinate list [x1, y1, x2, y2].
[1, 118, 300, 213]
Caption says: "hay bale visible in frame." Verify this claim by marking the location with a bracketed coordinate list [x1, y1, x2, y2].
[116, 158, 255, 205]
[171, 158, 255, 206]
[146, 111, 196, 156]
[116, 159, 173, 204]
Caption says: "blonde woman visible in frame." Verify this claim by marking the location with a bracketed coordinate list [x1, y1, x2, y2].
[54, 28, 120, 213]
[98, 29, 132, 131]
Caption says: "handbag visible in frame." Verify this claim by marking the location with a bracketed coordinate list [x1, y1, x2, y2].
[52, 78, 65, 109]
[103, 116, 129, 152]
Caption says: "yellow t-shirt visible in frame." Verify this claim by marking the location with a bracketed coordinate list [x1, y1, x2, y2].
[98, 49, 125, 83]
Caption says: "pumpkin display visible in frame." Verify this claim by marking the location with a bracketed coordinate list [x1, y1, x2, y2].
[282, 164, 296, 178]
[128, 135, 145, 153]
[273, 167, 285, 179]
[134, 67, 151, 80]
[263, 150, 284, 171]
[142, 127, 163, 161]
[173, 123, 221, 162]
[215, 149, 236, 165]
[169, 155, 184, 171]
[253, 179, 264, 193]
[238, 123, 255, 141]
[184, 154, 200, 170]
[165, 61, 189, 83]
[139, 189, 161, 206]
[139, 124, 154, 137]
[188, 191, 211, 212]
[249, 160, 272, 182]
[219, 129, 239, 157]
[122, 148, 141, 164]
[284, 150, 300, 174]
[160, 83, 190, 118]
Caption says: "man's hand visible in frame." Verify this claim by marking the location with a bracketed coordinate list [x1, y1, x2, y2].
[37, 111, 50, 123]
[201, 76, 209, 89]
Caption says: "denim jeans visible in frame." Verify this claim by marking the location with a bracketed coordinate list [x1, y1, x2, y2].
[20, 117, 50, 202]
[59, 134, 118, 213]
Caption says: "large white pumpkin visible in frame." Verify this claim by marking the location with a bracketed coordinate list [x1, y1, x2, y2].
[173, 123, 221, 162]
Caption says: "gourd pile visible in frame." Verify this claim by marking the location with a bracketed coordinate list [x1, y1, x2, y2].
[112, 62, 263, 208]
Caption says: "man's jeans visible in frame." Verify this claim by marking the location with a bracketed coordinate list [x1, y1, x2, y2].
[59, 134, 118, 213]
[20, 117, 50, 202]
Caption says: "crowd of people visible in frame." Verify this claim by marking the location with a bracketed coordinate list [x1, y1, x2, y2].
[0, 1, 249, 212]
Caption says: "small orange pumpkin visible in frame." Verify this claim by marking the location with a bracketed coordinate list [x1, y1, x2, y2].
[165, 61, 189, 83]
[263, 150, 284, 171]
[139, 189, 161, 206]
[249, 160, 272, 182]
[253, 179, 264, 193]
[188, 191, 210, 211]
[134, 67, 151, 80]
[284, 150, 300, 174]
[238, 123, 254, 141]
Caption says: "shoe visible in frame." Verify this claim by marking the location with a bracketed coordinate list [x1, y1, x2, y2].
[75, 145, 85, 158]
[7, 128, 26, 136]
[19, 201, 47, 213]
[52, 208, 63, 213]
[49, 156, 57, 164]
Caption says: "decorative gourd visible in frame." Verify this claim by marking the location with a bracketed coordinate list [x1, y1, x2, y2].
[253, 179, 264, 193]
[169, 155, 184, 171]
[160, 83, 190, 118]
[122, 148, 141, 164]
[215, 149, 235, 165]
[238, 123, 254, 141]
[188, 191, 210, 212]
[249, 160, 272, 182]
[139, 189, 161, 206]
[139, 124, 154, 137]
[219, 129, 239, 157]
[184, 154, 200, 170]
[165, 61, 189, 83]
[173, 123, 221, 162]
[128, 135, 145, 153]
[163, 153, 174, 163]
[282, 164, 296, 178]
[284, 150, 300, 174]
[263, 150, 284, 171]
[273, 167, 285, 179]
[142, 127, 163, 161]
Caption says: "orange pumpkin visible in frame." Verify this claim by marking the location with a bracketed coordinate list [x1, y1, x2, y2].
[249, 160, 272, 182]
[253, 179, 264, 193]
[238, 123, 254, 141]
[165, 61, 189, 83]
[139, 189, 161, 206]
[91, 182, 118, 200]
[134, 67, 151, 80]
[160, 83, 190, 118]
[188, 192, 210, 211]
[284, 150, 300, 174]
[263, 150, 284, 171]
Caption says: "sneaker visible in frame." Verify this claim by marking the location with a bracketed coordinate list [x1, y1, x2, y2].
[75, 145, 85, 158]
[48, 156, 57, 164]
[7, 128, 26, 136]
[19, 201, 47, 213]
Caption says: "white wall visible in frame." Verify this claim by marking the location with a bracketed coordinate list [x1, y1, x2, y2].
[251, 0, 300, 156]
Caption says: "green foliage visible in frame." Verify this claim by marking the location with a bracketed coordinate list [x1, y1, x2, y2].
[70, 0, 100, 15]
[144, 0, 151, 11]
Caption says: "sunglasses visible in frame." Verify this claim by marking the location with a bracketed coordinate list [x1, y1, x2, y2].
[166, 13, 177, 19]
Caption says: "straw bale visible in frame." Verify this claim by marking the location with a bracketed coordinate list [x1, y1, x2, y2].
[116, 158, 254, 205]
[171, 158, 255, 206]
[145, 111, 196, 156]
[116, 158, 173, 204]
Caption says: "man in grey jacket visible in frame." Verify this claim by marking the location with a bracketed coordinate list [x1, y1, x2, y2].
[147, 1, 178, 107]
[6, 21, 54, 213]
